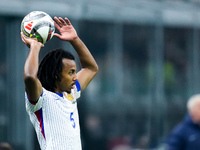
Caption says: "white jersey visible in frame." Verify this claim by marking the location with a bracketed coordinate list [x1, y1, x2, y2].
[25, 80, 82, 150]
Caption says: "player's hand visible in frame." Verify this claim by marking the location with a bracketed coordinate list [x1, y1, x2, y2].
[21, 32, 44, 48]
[54, 17, 78, 42]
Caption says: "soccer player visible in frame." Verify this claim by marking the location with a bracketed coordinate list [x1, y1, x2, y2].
[21, 17, 98, 150]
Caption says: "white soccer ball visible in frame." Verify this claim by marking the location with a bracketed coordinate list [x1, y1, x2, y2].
[21, 11, 55, 44]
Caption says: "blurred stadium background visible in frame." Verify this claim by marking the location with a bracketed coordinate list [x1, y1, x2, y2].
[1, 0, 200, 149]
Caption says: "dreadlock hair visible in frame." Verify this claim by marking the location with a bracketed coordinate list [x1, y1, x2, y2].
[37, 48, 75, 92]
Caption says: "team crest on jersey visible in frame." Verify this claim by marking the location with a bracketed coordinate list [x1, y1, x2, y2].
[64, 93, 76, 104]
[64, 93, 73, 100]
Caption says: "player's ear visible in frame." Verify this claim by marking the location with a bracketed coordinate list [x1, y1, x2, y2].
[55, 75, 61, 82]
[54, 75, 57, 81]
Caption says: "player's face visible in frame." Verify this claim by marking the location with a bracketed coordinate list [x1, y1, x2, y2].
[55, 58, 77, 93]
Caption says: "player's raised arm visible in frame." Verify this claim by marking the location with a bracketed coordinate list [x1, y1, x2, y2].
[54, 17, 99, 91]
[70, 37, 98, 91]
[21, 32, 44, 103]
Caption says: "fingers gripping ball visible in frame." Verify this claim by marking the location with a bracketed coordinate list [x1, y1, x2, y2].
[21, 11, 55, 44]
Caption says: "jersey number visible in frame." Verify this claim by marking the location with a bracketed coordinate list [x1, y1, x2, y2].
[70, 112, 76, 128]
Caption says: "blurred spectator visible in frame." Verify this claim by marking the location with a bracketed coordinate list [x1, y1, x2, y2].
[166, 94, 200, 150]
[133, 134, 149, 149]
[107, 136, 132, 150]
[0, 142, 13, 150]
[83, 114, 107, 150]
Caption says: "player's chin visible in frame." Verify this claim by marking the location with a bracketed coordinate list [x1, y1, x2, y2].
[64, 87, 71, 93]
[66, 89, 71, 93]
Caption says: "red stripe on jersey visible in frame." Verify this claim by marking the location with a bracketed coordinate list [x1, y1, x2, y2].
[35, 109, 45, 139]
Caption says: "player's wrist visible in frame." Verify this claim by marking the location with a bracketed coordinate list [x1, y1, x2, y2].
[69, 36, 80, 45]
[30, 40, 44, 49]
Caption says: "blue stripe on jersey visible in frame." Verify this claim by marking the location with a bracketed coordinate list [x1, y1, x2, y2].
[35, 108, 45, 139]
[55, 93, 63, 97]
[75, 80, 81, 92]
[39, 108, 45, 138]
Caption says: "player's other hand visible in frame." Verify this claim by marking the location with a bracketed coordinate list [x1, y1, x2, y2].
[54, 17, 78, 42]
[21, 32, 44, 48]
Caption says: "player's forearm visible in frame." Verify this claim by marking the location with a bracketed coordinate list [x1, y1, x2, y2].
[24, 44, 41, 79]
[70, 37, 98, 72]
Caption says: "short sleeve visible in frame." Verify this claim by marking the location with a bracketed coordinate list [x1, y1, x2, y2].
[25, 88, 45, 112]
[71, 80, 81, 99]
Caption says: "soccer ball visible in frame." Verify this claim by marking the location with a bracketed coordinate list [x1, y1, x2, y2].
[21, 11, 55, 44]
